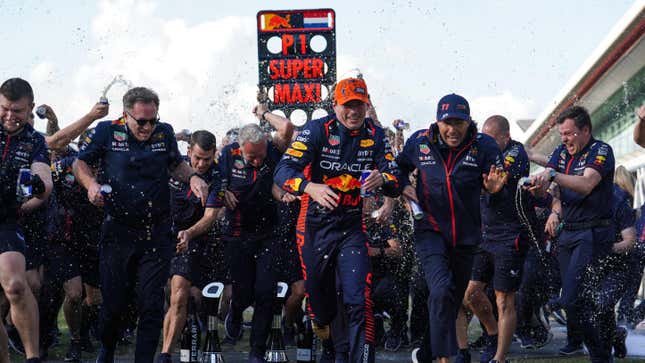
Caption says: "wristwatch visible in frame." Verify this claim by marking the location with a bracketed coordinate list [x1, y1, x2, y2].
[189, 172, 203, 182]
[381, 172, 389, 185]
[547, 169, 557, 183]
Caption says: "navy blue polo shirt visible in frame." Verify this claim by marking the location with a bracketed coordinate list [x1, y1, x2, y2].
[396, 122, 502, 247]
[546, 138, 614, 224]
[0, 123, 49, 223]
[481, 139, 530, 246]
[213, 141, 282, 238]
[77, 118, 183, 225]
[169, 159, 221, 233]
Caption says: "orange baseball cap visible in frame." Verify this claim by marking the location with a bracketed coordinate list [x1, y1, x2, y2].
[334, 78, 369, 105]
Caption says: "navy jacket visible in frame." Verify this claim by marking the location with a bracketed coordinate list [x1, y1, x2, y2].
[396, 122, 502, 246]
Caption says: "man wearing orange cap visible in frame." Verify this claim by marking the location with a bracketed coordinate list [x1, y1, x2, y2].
[274, 77, 401, 363]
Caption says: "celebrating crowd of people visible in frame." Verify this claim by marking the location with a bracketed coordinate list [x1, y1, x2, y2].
[0, 75, 644, 363]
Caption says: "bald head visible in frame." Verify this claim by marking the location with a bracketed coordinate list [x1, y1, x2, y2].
[482, 115, 511, 150]
[483, 115, 510, 133]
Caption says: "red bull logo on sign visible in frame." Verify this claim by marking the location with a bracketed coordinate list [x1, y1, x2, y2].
[264, 14, 292, 30]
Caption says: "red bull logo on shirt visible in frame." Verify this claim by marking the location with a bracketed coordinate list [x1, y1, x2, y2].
[323, 174, 362, 193]
[284, 177, 303, 193]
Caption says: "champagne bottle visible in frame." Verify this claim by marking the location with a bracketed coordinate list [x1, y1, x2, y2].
[181, 296, 201, 363]
[265, 282, 289, 362]
[296, 314, 316, 363]
[201, 315, 224, 363]
[201, 282, 225, 363]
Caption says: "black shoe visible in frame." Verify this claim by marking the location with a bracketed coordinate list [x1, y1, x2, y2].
[155, 352, 172, 363]
[480, 334, 498, 363]
[6, 324, 25, 356]
[558, 343, 583, 355]
[455, 348, 471, 363]
[95, 347, 115, 363]
[64, 339, 82, 362]
[613, 326, 627, 358]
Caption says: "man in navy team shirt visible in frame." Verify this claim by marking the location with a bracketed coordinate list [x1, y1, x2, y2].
[0, 78, 53, 363]
[156, 130, 223, 363]
[215, 105, 294, 363]
[73, 87, 208, 363]
[528, 105, 615, 363]
[462, 115, 531, 363]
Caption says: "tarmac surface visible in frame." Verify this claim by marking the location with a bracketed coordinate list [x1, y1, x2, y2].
[34, 320, 645, 362]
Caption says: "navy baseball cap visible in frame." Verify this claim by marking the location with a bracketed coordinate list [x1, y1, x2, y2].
[436, 93, 471, 122]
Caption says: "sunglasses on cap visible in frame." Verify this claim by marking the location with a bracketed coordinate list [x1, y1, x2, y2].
[126, 111, 159, 126]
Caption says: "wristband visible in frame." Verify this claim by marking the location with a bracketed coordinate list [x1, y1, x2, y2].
[261, 110, 270, 121]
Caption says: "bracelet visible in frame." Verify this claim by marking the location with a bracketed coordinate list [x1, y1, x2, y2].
[261, 110, 270, 121]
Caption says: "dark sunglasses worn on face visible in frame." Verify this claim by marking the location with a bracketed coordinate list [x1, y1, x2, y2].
[126, 111, 159, 126]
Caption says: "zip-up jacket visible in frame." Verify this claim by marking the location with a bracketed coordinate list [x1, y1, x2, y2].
[396, 122, 502, 246]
